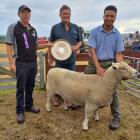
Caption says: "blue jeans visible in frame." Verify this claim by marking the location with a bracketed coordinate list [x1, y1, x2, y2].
[15, 61, 37, 114]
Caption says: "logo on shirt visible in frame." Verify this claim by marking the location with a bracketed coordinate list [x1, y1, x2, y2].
[72, 30, 77, 34]
[32, 31, 36, 37]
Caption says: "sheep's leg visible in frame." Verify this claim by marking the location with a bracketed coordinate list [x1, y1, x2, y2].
[46, 89, 53, 112]
[93, 110, 99, 121]
[83, 103, 96, 130]
[63, 100, 68, 111]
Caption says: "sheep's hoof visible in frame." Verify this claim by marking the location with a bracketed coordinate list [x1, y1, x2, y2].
[82, 127, 88, 131]
[46, 105, 52, 112]
[95, 116, 100, 121]
[64, 107, 69, 111]
[46, 108, 52, 112]
[82, 125, 88, 131]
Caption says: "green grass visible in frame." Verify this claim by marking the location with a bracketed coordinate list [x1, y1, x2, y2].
[0, 86, 42, 96]
[0, 82, 16, 86]
[0, 89, 16, 96]
[0, 81, 16, 96]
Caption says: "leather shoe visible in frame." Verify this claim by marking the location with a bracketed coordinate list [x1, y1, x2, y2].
[109, 117, 120, 131]
[25, 106, 40, 114]
[16, 113, 25, 124]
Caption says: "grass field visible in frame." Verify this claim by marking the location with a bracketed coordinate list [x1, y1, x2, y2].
[0, 89, 15, 96]
[0, 89, 140, 140]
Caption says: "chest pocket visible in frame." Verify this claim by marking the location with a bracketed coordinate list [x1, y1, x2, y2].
[71, 31, 78, 40]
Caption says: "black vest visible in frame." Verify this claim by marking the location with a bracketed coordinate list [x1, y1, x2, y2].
[13, 21, 37, 62]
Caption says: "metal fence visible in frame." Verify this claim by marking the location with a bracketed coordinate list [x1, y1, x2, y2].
[1, 52, 140, 98]
[123, 56, 140, 98]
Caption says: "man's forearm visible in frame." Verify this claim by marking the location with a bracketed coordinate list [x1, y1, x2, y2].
[90, 48, 100, 68]
[6, 45, 15, 64]
[75, 41, 82, 50]
[115, 53, 124, 63]
[47, 46, 53, 58]
[36, 42, 53, 50]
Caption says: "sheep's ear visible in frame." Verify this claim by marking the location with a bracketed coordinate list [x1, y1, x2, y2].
[112, 62, 118, 70]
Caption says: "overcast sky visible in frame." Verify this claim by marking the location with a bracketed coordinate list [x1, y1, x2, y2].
[1, 0, 140, 37]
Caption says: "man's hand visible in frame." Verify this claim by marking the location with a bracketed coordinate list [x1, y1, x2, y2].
[10, 63, 16, 73]
[48, 57, 55, 66]
[71, 46, 77, 53]
[76, 49, 80, 55]
[37, 42, 53, 50]
[96, 66, 105, 77]
[115, 52, 123, 63]
[47, 42, 53, 47]
[6, 44, 16, 73]
[71, 41, 82, 53]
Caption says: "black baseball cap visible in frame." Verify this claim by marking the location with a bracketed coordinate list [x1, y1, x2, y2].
[18, 5, 31, 13]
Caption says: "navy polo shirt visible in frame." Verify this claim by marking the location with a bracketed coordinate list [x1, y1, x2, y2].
[50, 22, 82, 45]
[50, 22, 83, 64]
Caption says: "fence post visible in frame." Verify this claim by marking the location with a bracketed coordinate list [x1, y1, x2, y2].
[136, 60, 140, 72]
[39, 51, 45, 89]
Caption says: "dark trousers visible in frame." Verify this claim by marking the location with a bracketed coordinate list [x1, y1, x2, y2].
[55, 53, 76, 71]
[55, 62, 75, 71]
[16, 61, 37, 114]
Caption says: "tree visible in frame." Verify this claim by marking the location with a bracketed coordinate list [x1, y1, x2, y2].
[0, 35, 5, 43]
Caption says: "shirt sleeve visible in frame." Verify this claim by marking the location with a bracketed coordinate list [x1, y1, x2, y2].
[87, 29, 97, 48]
[5, 23, 15, 45]
[76, 26, 83, 42]
[115, 32, 125, 52]
[34, 29, 38, 46]
[49, 26, 55, 42]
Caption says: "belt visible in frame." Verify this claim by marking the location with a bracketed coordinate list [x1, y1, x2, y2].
[98, 59, 115, 62]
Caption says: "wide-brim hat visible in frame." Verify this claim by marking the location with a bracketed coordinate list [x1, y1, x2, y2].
[51, 39, 72, 61]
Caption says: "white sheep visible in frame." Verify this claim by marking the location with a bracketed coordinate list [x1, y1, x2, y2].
[46, 62, 137, 130]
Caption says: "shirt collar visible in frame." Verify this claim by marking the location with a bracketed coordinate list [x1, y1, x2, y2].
[99, 24, 116, 33]
[18, 21, 33, 30]
[61, 22, 72, 28]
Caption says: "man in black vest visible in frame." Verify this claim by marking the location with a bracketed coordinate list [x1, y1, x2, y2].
[5, 5, 51, 124]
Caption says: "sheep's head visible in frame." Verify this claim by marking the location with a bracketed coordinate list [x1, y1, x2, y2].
[112, 62, 138, 80]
